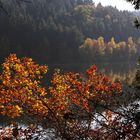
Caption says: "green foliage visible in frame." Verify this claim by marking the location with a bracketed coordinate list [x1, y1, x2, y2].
[73, 4, 95, 25]
[133, 56, 140, 89]
[0, 0, 139, 64]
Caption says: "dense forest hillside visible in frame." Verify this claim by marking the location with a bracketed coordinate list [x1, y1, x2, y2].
[0, 0, 140, 64]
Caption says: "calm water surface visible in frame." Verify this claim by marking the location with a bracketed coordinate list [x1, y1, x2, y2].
[46, 61, 137, 84]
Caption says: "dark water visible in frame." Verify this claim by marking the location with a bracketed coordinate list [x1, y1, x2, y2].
[45, 61, 137, 85]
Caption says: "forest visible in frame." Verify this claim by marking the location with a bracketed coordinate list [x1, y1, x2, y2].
[0, 0, 140, 64]
[79, 36, 140, 62]
[1, 0, 140, 139]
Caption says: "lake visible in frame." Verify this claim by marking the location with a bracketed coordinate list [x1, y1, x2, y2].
[46, 61, 137, 84]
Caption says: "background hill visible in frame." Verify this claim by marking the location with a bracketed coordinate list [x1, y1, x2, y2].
[0, 0, 139, 64]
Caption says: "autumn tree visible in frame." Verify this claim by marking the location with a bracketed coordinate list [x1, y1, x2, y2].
[0, 54, 48, 118]
[0, 54, 126, 139]
[79, 36, 138, 62]
[0, 54, 140, 139]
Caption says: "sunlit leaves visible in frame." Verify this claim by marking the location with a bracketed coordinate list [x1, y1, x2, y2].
[0, 54, 48, 118]
[49, 64, 122, 118]
[0, 54, 123, 138]
[0, 54, 124, 139]
[79, 36, 138, 61]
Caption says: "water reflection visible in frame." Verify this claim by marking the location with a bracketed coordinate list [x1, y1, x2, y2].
[97, 62, 137, 84]
[105, 69, 136, 84]
[47, 62, 137, 84]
